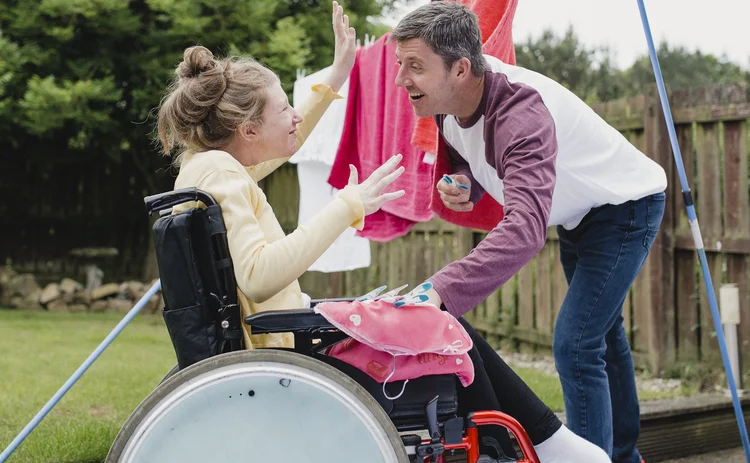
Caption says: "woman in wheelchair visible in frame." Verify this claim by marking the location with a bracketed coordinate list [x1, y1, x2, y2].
[151, 3, 608, 462]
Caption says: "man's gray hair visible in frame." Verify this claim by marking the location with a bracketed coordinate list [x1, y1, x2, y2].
[390, 2, 485, 77]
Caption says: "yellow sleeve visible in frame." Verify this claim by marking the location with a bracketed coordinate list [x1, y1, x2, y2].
[295, 83, 343, 150]
[198, 169, 364, 304]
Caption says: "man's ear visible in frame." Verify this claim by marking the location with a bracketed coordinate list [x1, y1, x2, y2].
[454, 57, 473, 80]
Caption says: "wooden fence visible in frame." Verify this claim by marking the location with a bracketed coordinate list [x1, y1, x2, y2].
[265, 83, 750, 374]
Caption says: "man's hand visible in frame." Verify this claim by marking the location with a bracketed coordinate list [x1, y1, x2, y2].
[437, 174, 474, 212]
[423, 287, 443, 309]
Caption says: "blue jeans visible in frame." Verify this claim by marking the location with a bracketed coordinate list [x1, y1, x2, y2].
[553, 192, 665, 463]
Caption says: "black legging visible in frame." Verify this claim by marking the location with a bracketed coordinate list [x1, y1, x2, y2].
[455, 317, 562, 456]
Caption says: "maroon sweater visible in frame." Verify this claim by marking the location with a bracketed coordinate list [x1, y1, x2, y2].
[430, 71, 558, 318]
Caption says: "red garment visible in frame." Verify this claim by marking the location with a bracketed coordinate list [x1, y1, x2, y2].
[412, 0, 519, 231]
[328, 34, 434, 242]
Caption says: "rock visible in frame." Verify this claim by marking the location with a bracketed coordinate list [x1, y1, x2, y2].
[59, 278, 84, 294]
[107, 298, 133, 313]
[90, 300, 109, 312]
[120, 281, 145, 301]
[0, 266, 17, 304]
[0, 266, 16, 286]
[39, 283, 62, 305]
[8, 274, 40, 298]
[67, 304, 88, 313]
[47, 300, 68, 312]
[145, 294, 164, 314]
[9, 295, 43, 311]
[74, 290, 92, 306]
[91, 283, 120, 301]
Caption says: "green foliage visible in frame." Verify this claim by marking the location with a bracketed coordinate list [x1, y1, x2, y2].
[622, 43, 749, 96]
[0, 0, 400, 187]
[19, 76, 121, 146]
[516, 28, 749, 104]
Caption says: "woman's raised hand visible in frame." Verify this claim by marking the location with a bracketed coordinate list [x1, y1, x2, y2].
[327, 1, 357, 93]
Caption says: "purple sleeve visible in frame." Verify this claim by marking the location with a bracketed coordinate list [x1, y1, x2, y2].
[430, 93, 558, 318]
[435, 115, 485, 205]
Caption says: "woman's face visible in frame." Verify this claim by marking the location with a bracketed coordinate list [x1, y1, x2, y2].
[253, 81, 303, 161]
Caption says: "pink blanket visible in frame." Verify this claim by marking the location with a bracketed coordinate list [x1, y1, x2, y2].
[328, 33, 433, 242]
[316, 299, 475, 387]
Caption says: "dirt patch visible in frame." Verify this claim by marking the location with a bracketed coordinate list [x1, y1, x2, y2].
[88, 404, 115, 418]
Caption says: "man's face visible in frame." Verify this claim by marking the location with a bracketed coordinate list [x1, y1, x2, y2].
[395, 38, 454, 118]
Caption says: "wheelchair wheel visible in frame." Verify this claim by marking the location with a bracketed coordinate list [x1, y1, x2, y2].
[107, 350, 409, 463]
[158, 364, 179, 384]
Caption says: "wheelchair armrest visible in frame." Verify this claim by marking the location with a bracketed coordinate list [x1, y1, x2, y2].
[310, 297, 356, 306]
[245, 309, 336, 334]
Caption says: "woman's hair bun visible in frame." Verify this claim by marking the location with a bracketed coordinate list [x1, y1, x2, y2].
[177, 46, 219, 79]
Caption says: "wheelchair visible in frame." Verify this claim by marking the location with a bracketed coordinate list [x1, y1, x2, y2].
[105, 188, 540, 463]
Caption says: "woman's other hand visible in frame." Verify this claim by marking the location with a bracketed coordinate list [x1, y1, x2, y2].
[348, 154, 405, 215]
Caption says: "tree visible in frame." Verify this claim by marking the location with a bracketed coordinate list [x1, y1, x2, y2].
[515, 28, 749, 104]
[514, 26, 625, 104]
[0, 0, 402, 279]
[622, 42, 748, 97]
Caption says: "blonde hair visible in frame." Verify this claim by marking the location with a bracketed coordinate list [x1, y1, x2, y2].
[156, 46, 279, 166]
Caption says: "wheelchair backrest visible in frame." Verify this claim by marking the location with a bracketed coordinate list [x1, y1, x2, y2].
[145, 188, 244, 369]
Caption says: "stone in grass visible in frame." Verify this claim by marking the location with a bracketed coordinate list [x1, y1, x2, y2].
[46, 299, 68, 312]
[91, 283, 120, 301]
[40, 283, 62, 305]
[108, 298, 134, 313]
[68, 304, 88, 313]
[90, 300, 109, 313]
[59, 278, 84, 294]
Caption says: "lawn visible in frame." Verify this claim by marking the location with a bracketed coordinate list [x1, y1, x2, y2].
[0, 309, 175, 463]
[0, 309, 687, 462]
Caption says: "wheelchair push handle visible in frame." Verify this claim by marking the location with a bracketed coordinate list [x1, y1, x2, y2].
[144, 187, 218, 215]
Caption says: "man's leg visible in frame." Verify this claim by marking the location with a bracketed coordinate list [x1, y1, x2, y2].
[609, 192, 665, 462]
[552, 193, 663, 462]
[605, 318, 641, 463]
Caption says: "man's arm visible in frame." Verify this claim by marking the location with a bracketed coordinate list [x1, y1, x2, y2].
[429, 94, 558, 318]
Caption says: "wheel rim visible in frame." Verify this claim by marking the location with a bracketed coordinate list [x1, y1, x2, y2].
[118, 357, 403, 462]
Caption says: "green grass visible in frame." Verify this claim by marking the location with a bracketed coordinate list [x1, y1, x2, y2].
[0, 309, 175, 463]
[507, 366, 694, 413]
[0, 309, 692, 462]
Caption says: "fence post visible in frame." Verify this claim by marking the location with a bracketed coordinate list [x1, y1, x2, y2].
[643, 84, 677, 373]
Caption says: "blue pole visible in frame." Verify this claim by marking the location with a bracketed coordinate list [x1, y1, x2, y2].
[0, 280, 163, 463]
[635, 1, 750, 460]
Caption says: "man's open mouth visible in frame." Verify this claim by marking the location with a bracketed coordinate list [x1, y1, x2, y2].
[409, 92, 425, 101]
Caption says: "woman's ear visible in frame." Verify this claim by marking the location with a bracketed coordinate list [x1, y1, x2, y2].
[237, 121, 259, 143]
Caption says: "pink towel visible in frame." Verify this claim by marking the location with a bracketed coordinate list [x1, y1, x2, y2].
[411, 0, 519, 232]
[317, 299, 475, 387]
[328, 33, 433, 242]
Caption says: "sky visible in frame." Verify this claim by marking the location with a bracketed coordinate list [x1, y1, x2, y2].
[382, 0, 750, 70]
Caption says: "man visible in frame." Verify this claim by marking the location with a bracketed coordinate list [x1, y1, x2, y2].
[391, 3, 667, 463]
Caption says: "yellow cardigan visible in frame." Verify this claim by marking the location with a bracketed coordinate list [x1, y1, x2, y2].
[173, 84, 364, 349]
